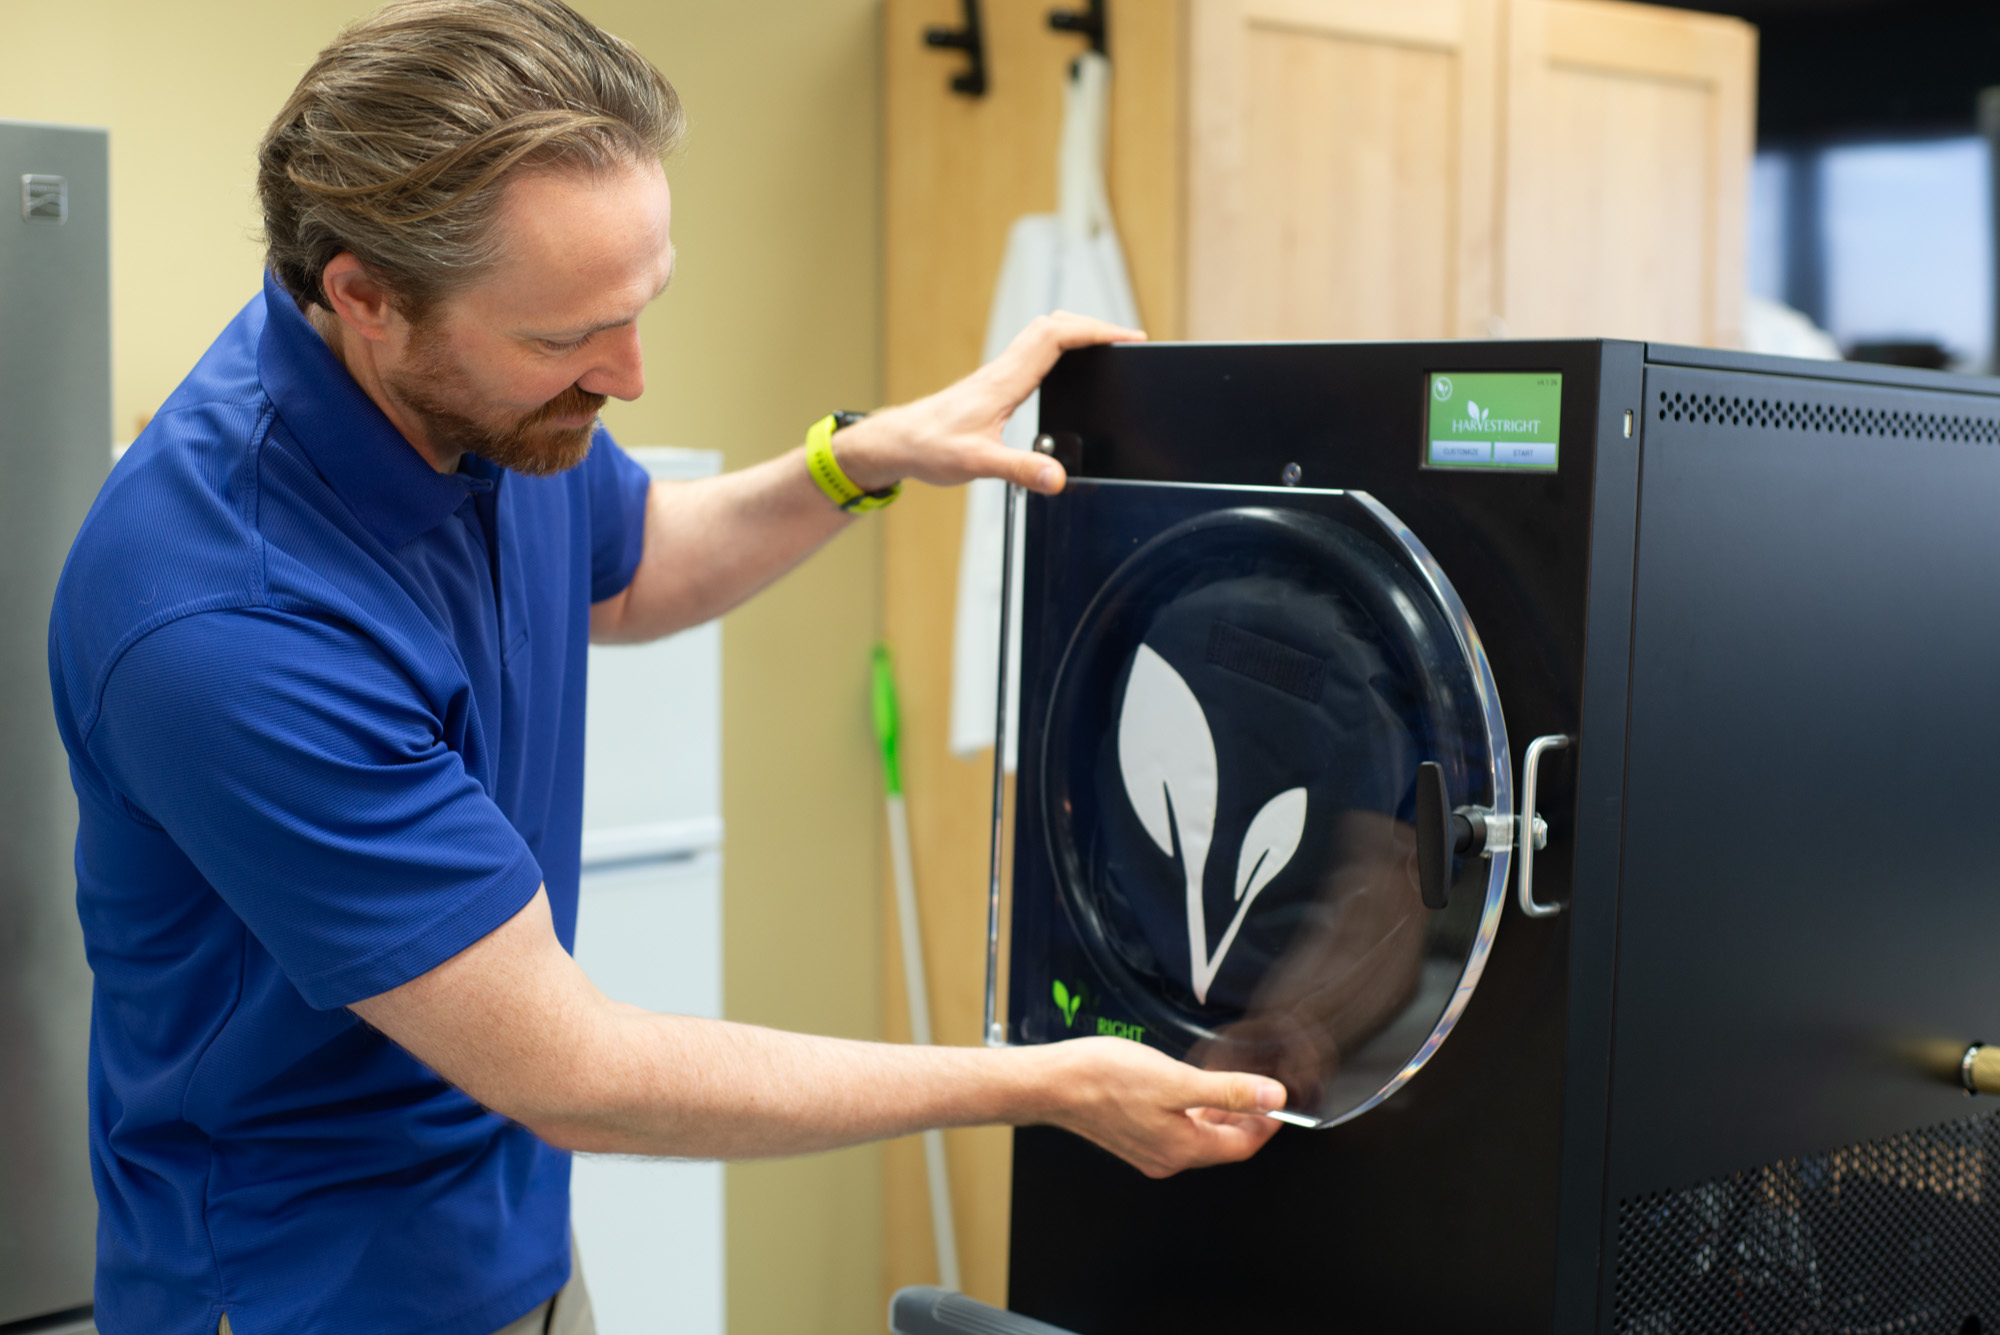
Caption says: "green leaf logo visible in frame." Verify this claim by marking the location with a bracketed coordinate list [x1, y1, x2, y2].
[1053, 980, 1082, 1027]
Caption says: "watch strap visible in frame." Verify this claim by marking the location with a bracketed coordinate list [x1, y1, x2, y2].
[805, 413, 901, 513]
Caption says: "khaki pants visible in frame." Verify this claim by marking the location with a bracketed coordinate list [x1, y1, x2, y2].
[217, 1239, 594, 1335]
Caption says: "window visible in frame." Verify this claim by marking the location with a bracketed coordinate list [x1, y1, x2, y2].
[1748, 136, 1992, 370]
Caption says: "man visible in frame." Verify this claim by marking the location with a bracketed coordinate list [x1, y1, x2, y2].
[48, 2, 1284, 1332]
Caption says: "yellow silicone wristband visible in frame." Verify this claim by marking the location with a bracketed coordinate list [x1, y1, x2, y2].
[805, 414, 901, 513]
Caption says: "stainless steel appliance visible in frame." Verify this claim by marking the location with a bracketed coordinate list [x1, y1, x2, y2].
[1, 119, 110, 1329]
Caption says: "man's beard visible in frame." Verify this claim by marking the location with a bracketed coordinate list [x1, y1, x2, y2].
[387, 327, 607, 478]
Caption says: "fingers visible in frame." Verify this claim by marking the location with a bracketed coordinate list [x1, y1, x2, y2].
[893, 314, 1144, 481]
[998, 446, 1066, 494]
[1187, 1106, 1277, 1130]
[990, 311, 1146, 394]
[1000, 310, 1146, 360]
[1122, 1058, 1286, 1178]
[1030, 309, 1148, 352]
[1040, 1039, 1289, 1178]
[918, 436, 1067, 494]
[1129, 1107, 1283, 1180]
[1182, 1068, 1288, 1117]
[1172, 1107, 1284, 1170]
[876, 313, 1143, 493]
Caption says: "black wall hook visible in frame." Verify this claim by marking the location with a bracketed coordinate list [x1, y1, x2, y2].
[924, 0, 988, 98]
[1049, 0, 1108, 58]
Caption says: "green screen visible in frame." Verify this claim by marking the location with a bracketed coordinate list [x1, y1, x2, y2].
[1425, 371, 1562, 470]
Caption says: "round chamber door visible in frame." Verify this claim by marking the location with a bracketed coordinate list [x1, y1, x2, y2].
[1039, 493, 1512, 1127]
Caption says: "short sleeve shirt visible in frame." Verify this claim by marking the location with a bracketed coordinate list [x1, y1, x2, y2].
[46, 271, 654, 1335]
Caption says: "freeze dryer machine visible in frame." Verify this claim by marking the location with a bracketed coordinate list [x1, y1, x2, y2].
[993, 340, 2000, 1335]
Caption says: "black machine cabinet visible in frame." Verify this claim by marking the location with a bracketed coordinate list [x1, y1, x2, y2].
[1001, 340, 2000, 1334]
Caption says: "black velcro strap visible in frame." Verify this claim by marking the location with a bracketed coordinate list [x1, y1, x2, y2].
[1205, 621, 1327, 702]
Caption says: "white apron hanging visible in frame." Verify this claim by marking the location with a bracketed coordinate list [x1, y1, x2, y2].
[948, 52, 1140, 768]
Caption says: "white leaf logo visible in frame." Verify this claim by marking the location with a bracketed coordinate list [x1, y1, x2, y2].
[1467, 400, 1488, 424]
[1236, 787, 1307, 903]
[1118, 644, 1217, 883]
[1117, 646, 1308, 1004]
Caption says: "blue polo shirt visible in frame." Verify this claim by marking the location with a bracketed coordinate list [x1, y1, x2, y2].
[47, 271, 654, 1335]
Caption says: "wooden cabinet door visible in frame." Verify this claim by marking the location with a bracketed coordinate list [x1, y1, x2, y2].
[1500, 0, 1755, 346]
[1186, 0, 1502, 340]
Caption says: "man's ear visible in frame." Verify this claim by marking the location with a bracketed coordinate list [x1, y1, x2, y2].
[320, 254, 403, 345]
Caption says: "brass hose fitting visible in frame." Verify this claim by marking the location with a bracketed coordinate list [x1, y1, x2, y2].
[1964, 1044, 2000, 1096]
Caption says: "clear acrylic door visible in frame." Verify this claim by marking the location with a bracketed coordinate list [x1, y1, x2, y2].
[1033, 489, 1512, 1127]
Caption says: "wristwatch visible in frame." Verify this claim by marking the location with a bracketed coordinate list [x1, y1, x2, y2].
[805, 411, 901, 513]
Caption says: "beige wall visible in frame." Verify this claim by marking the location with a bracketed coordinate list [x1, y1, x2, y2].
[1, 3, 888, 1333]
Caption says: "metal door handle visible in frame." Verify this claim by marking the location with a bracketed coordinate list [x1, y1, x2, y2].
[1517, 734, 1571, 918]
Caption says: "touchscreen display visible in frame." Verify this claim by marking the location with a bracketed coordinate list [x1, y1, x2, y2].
[1424, 371, 1561, 471]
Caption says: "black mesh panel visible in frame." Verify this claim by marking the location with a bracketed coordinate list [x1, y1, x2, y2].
[1614, 1111, 2000, 1335]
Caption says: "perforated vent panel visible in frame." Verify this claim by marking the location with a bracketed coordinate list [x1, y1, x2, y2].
[1615, 1112, 2000, 1335]
[1656, 388, 2000, 444]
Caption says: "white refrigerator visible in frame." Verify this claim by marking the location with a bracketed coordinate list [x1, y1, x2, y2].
[570, 445, 726, 1335]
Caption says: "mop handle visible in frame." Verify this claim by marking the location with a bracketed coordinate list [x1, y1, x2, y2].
[872, 646, 962, 1290]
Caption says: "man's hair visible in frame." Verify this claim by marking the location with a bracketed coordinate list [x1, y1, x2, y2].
[257, 0, 683, 315]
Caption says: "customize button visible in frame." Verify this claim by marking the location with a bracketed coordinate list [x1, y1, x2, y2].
[1430, 440, 1492, 465]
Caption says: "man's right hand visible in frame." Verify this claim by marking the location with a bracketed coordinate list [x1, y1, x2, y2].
[352, 886, 1286, 1174]
[1025, 1036, 1285, 1177]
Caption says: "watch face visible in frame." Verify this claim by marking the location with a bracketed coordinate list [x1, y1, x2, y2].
[1037, 498, 1506, 1125]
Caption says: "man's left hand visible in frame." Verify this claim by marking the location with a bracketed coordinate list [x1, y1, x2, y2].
[832, 310, 1144, 496]
[590, 310, 1140, 644]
